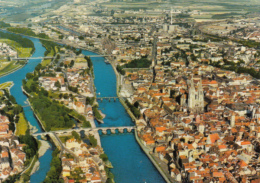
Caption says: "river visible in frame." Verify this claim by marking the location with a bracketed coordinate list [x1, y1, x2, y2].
[0, 33, 165, 183]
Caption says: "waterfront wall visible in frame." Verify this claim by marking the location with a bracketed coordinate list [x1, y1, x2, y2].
[48, 133, 62, 151]
[26, 99, 46, 132]
[110, 62, 136, 121]
[135, 131, 174, 183]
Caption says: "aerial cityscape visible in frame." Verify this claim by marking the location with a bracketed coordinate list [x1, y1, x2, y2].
[0, 0, 259, 182]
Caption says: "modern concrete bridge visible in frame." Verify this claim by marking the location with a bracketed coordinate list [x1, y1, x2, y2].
[11, 56, 54, 61]
[32, 126, 136, 137]
[12, 55, 111, 61]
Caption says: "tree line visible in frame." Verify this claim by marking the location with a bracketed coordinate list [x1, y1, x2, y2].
[125, 100, 140, 119]
[43, 148, 63, 183]
[116, 58, 151, 75]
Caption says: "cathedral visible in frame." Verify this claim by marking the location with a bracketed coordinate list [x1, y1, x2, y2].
[188, 77, 204, 113]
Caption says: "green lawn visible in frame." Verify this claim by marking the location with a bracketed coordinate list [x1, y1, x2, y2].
[0, 81, 12, 89]
[41, 58, 52, 67]
[41, 49, 54, 67]
[0, 61, 21, 76]
[15, 113, 29, 136]
[41, 46, 58, 67]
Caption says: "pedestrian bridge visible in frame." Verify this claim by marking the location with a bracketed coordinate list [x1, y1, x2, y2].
[96, 96, 131, 102]
[32, 126, 136, 137]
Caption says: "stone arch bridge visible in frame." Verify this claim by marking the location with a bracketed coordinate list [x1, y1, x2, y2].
[32, 126, 136, 137]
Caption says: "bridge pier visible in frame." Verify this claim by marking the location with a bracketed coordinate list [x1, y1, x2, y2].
[102, 129, 107, 135]
[101, 98, 103, 102]
[111, 129, 116, 134]
[41, 134, 47, 140]
[109, 98, 111, 102]
[114, 97, 116, 102]
[119, 128, 124, 133]
[127, 128, 133, 133]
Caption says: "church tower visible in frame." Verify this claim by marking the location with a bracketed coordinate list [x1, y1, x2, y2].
[188, 76, 204, 113]
[188, 77, 196, 110]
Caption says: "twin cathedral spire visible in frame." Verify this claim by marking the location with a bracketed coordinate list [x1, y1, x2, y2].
[188, 76, 204, 113]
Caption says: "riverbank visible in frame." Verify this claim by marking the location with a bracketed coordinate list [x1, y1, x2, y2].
[26, 98, 46, 131]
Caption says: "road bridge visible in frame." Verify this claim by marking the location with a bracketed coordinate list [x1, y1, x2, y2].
[11, 55, 112, 61]
[49, 132, 79, 161]
[32, 126, 136, 137]
[11, 57, 54, 61]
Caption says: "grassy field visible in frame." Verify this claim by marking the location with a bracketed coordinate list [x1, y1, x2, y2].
[41, 46, 58, 66]
[0, 81, 12, 89]
[0, 61, 11, 70]
[15, 113, 29, 136]
[0, 61, 21, 76]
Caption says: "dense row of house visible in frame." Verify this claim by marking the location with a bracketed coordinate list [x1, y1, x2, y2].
[0, 91, 26, 181]
[62, 138, 107, 183]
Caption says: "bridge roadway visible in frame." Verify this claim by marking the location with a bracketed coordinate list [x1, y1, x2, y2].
[12, 57, 54, 60]
[12, 55, 112, 61]
[96, 97, 119, 102]
[32, 126, 136, 136]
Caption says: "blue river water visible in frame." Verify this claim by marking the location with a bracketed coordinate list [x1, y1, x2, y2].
[0, 33, 165, 183]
